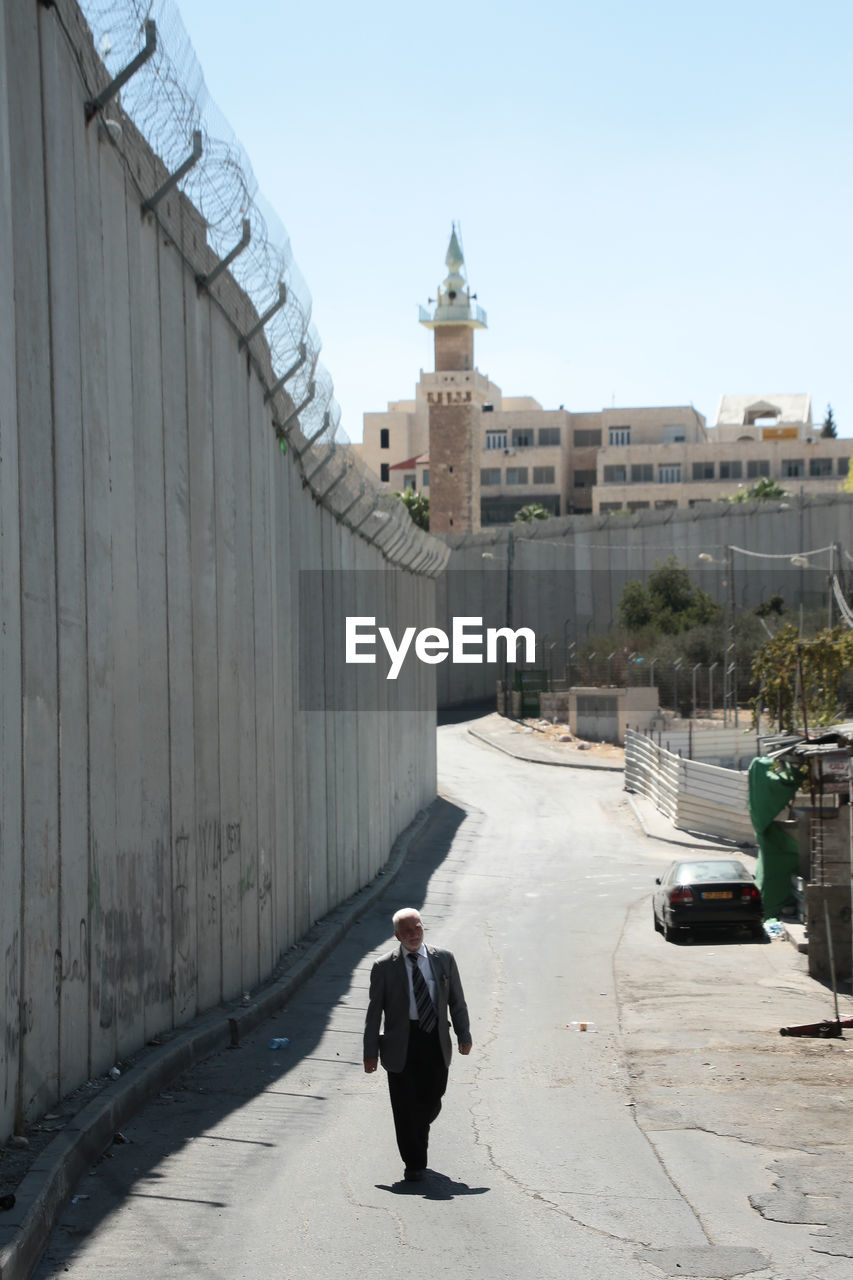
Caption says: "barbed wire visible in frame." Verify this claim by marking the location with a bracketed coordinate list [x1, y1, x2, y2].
[80, 0, 335, 440]
[69, 0, 445, 574]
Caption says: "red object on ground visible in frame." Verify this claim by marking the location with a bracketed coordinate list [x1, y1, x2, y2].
[779, 1017, 853, 1038]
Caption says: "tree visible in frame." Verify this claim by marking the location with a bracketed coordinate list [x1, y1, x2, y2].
[751, 623, 853, 730]
[720, 477, 789, 504]
[754, 594, 785, 618]
[617, 557, 722, 635]
[619, 579, 653, 629]
[821, 404, 838, 438]
[843, 460, 853, 495]
[514, 503, 551, 523]
[393, 489, 429, 531]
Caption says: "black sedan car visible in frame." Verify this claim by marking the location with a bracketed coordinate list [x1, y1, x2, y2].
[653, 858, 764, 941]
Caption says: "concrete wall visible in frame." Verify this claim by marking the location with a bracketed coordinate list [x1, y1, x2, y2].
[436, 495, 853, 707]
[0, 1, 439, 1140]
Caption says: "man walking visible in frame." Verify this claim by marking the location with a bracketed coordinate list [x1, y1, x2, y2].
[363, 907, 472, 1181]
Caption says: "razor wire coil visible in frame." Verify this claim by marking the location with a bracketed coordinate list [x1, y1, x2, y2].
[69, 0, 446, 574]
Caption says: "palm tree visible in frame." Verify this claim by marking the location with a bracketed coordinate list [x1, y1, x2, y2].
[394, 489, 429, 531]
[514, 503, 550, 523]
[720, 477, 789, 504]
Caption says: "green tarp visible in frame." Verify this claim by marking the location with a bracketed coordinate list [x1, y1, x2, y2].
[747, 756, 804, 918]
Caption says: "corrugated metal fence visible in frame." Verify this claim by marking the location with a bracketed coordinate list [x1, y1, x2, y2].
[625, 730, 757, 845]
[632, 726, 765, 769]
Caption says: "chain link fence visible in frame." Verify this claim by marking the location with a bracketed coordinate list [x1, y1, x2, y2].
[519, 647, 763, 723]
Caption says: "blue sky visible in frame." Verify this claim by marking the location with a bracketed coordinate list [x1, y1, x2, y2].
[172, 0, 852, 441]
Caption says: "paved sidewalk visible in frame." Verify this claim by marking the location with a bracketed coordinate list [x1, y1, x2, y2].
[467, 712, 624, 771]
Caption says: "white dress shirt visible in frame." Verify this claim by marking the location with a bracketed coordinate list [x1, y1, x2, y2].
[404, 944, 436, 1019]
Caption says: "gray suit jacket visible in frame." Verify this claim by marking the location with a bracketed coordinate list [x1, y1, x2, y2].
[364, 944, 471, 1072]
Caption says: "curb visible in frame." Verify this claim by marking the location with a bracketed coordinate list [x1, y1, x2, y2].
[466, 725, 624, 772]
[0, 804, 433, 1280]
[624, 793, 750, 852]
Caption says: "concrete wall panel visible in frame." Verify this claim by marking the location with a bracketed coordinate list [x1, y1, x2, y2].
[248, 382, 275, 981]
[128, 201, 172, 1043]
[9, 0, 61, 1124]
[100, 152, 144, 1061]
[186, 287, 222, 1014]
[0, 0, 24, 1140]
[78, 112, 117, 1085]
[160, 219, 198, 1028]
[437, 497, 853, 708]
[233, 364, 260, 998]
[41, 15, 91, 1100]
[210, 309, 244, 1002]
[0, 0, 440, 1138]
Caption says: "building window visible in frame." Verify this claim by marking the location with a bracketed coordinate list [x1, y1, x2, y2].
[486, 431, 507, 450]
[574, 429, 602, 447]
[628, 501, 650, 512]
[505, 467, 528, 485]
[533, 466, 555, 484]
[573, 469, 597, 488]
[838, 458, 851, 476]
[661, 425, 686, 443]
[380, 428, 390, 449]
[658, 464, 681, 484]
[380, 463, 390, 483]
[692, 461, 715, 481]
[655, 499, 678, 510]
[421, 469, 430, 487]
[782, 458, 804, 478]
[403, 473, 416, 490]
[631, 464, 654, 483]
[609, 426, 631, 447]
[480, 468, 501, 486]
[538, 427, 561, 446]
[747, 459, 770, 479]
[600, 502, 625, 513]
[511, 429, 533, 448]
[688, 498, 712, 507]
[603, 465, 627, 483]
[809, 457, 833, 477]
[719, 460, 743, 480]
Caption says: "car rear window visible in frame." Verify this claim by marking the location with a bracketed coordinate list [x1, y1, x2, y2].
[676, 861, 751, 882]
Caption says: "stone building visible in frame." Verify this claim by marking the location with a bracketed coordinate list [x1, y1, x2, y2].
[358, 234, 850, 526]
[595, 395, 851, 514]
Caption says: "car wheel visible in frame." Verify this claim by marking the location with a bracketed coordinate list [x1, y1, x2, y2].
[662, 918, 674, 942]
[653, 907, 663, 933]
[751, 922, 765, 940]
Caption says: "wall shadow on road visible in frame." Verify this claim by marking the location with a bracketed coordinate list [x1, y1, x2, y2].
[437, 699, 493, 726]
[31, 796, 474, 1273]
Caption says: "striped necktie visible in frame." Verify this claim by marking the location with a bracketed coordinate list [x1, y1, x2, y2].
[408, 953, 437, 1032]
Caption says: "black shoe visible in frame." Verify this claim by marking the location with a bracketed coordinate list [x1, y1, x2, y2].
[404, 1167, 425, 1182]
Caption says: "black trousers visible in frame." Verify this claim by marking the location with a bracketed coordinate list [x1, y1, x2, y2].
[386, 1021, 449, 1170]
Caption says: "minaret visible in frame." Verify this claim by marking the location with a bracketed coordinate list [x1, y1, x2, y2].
[419, 227, 487, 534]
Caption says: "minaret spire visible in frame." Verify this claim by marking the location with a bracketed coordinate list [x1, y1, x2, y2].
[418, 228, 487, 534]
[422, 224, 486, 331]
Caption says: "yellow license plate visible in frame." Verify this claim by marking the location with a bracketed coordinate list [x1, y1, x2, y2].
[703, 891, 733, 900]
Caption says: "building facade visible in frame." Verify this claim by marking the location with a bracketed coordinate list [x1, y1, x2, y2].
[358, 237, 850, 525]
[594, 395, 851, 514]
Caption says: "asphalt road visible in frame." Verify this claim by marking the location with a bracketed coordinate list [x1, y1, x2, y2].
[32, 723, 852, 1279]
